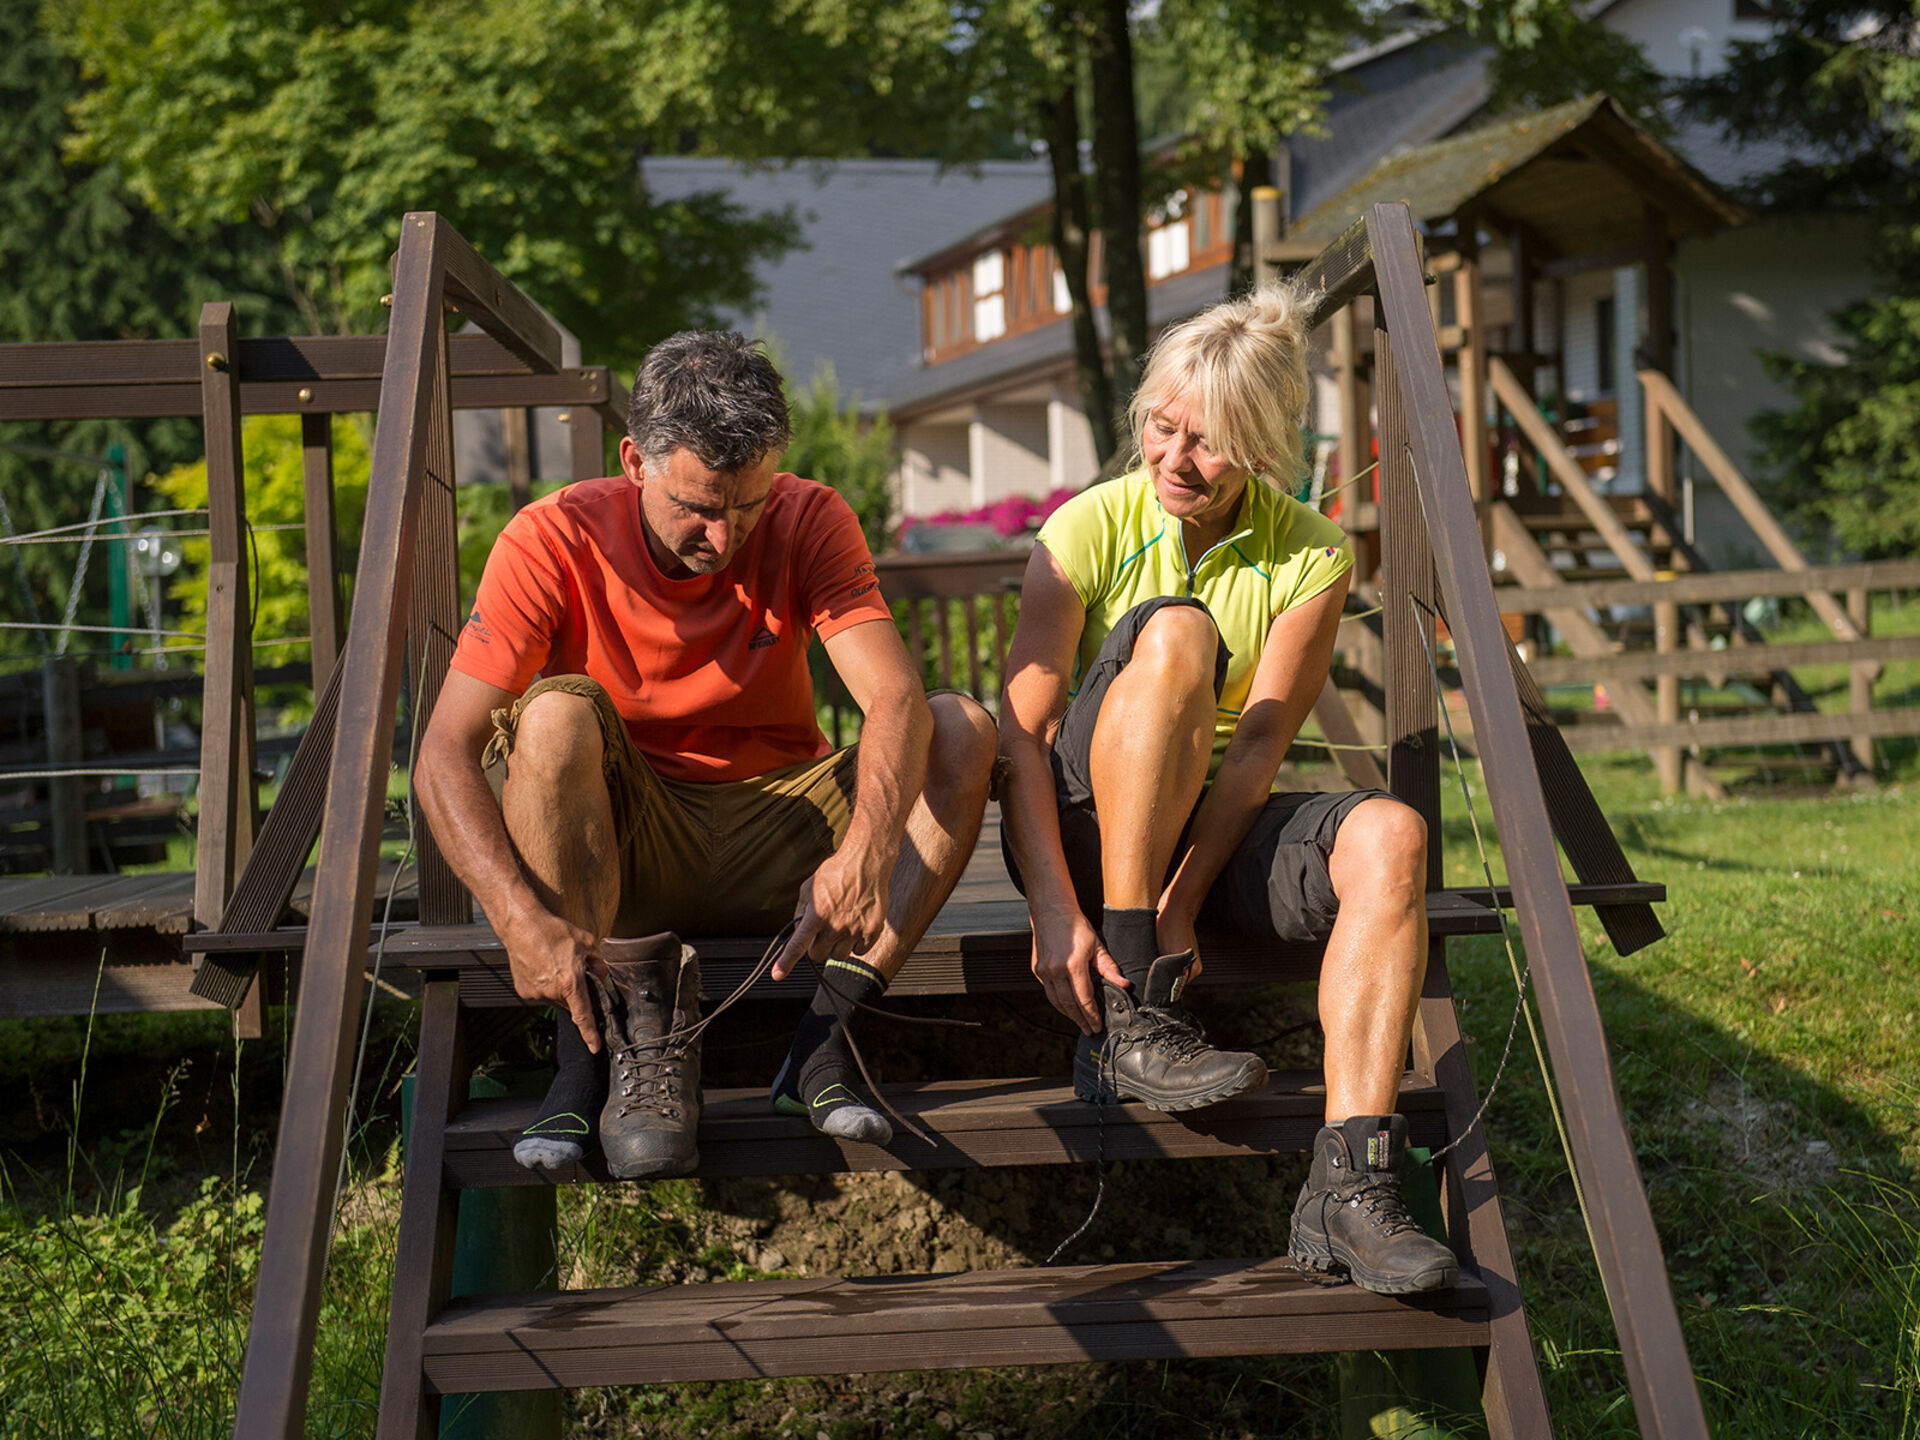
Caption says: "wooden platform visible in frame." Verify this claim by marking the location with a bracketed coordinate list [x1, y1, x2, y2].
[419, 1260, 1493, 1392]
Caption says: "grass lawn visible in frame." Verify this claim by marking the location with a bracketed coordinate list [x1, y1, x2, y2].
[4, 740, 1917, 1435]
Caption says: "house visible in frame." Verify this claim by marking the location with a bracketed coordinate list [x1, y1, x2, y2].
[882, 1, 1875, 569]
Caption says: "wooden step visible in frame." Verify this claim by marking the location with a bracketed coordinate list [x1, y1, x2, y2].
[442, 1073, 1451, 1186]
[419, 1259, 1493, 1390]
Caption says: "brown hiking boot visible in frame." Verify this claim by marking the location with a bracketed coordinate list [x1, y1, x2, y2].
[1072, 951, 1268, 1112]
[1289, 1113, 1459, 1294]
[596, 934, 702, 1180]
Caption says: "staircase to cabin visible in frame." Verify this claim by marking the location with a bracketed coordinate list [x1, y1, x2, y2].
[1487, 364, 1868, 788]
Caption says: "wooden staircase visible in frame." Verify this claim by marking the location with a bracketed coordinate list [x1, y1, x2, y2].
[219, 207, 1711, 1440]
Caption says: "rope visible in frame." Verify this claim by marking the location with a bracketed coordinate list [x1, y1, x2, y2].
[1405, 591, 1595, 1256]
[0, 621, 205, 640]
[0, 508, 205, 546]
[55, 469, 112, 655]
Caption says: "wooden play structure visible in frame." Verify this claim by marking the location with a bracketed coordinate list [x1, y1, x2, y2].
[143, 207, 1717, 1438]
[1284, 97, 1920, 795]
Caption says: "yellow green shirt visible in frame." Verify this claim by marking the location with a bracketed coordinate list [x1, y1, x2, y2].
[1036, 469, 1354, 777]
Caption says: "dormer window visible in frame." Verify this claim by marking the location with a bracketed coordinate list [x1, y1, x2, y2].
[1148, 191, 1191, 280]
[973, 251, 1007, 341]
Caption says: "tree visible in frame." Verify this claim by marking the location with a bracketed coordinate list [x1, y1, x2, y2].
[1685, 2, 1920, 558]
[0, 0, 290, 662]
[49, 0, 820, 371]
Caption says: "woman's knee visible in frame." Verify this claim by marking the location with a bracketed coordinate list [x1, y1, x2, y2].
[1128, 603, 1220, 689]
[1330, 798, 1427, 897]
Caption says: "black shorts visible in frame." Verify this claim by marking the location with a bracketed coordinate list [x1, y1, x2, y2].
[1003, 595, 1394, 944]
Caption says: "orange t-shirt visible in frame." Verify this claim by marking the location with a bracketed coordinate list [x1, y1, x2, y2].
[450, 473, 892, 783]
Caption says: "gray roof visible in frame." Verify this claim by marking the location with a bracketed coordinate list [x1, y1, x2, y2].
[641, 158, 1052, 413]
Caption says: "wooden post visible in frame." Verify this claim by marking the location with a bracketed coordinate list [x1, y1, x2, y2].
[1848, 587, 1874, 777]
[42, 656, 87, 874]
[302, 413, 345, 686]
[1643, 205, 1673, 378]
[1654, 587, 1682, 795]
[1251, 186, 1283, 287]
[194, 304, 259, 954]
[502, 405, 532, 513]
[1453, 231, 1489, 554]
[567, 405, 606, 486]
[1334, 303, 1367, 517]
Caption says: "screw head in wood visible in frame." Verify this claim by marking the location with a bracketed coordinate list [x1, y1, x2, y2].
[205, 352, 227, 371]
[298, 387, 314, 403]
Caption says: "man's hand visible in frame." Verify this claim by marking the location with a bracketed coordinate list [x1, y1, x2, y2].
[499, 901, 607, 1053]
[1031, 908, 1127, 1035]
[772, 841, 892, 981]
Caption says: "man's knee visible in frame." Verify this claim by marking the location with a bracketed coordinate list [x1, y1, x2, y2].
[507, 689, 606, 779]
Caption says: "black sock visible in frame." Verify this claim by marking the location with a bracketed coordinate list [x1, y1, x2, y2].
[771, 957, 892, 1143]
[1101, 906, 1159, 992]
[513, 1007, 607, 1172]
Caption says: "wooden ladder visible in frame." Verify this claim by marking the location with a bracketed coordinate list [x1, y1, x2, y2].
[218, 207, 1712, 1439]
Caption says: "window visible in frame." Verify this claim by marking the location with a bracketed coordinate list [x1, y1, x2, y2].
[1148, 221, 1190, 280]
[1053, 267, 1071, 314]
[972, 251, 1007, 341]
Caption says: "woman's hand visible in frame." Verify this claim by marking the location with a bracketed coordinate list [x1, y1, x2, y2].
[1031, 907, 1128, 1035]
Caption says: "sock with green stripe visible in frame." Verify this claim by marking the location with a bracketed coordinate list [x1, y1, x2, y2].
[513, 1007, 606, 1173]
[770, 957, 892, 1145]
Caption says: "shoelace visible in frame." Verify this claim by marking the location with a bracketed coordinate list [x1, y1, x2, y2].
[1130, 1005, 1213, 1062]
[652, 921, 977, 1147]
[603, 980, 695, 1121]
[1337, 1172, 1423, 1237]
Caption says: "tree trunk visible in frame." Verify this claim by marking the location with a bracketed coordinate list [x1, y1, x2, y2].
[1040, 80, 1115, 468]
[1085, 0, 1148, 430]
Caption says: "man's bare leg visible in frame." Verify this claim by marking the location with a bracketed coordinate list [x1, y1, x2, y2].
[500, 690, 625, 1172]
[772, 693, 996, 1141]
[855, 692, 998, 980]
[1318, 797, 1429, 1122]
[500, 690, 622, 944]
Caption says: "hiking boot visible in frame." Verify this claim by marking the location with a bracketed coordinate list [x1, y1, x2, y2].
[1072, 951, 1268, 1112]
[1288, 1113, 1460, 1294]
[596, 934, 702, 1181]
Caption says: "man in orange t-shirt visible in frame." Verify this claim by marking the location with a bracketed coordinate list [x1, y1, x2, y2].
[417, 331, 995, 1180]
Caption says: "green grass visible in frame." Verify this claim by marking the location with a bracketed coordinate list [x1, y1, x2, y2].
[3, 748, 1916, 1437]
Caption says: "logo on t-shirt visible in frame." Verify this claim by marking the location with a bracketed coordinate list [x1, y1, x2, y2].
[748, 625, 778, 651]
[465, 607, 492, 644]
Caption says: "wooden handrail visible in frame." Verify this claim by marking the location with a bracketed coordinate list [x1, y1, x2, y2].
[1497, 556, 1920, 611]
[1639, 368, 1870, 651]
[230, 213, 567, 1440]
[1370, 202, 1709, 1439]
[1487, 356, 1657, 582]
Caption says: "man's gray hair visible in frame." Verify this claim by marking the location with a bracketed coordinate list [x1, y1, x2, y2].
[626, 331, 792, 474]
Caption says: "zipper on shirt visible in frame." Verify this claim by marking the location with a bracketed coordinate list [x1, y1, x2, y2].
[1179, 528, 1244, 597]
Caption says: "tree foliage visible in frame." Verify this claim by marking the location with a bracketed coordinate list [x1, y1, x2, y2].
[48, 0, 822, 370]
[781, 364, 898, 555]
[0, 0, 290, 661]
[1686, 3, 1920, 557]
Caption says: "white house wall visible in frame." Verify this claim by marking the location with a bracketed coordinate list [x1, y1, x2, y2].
[899, 421, 973, 518]
[970, 403, 1052, 508]
[1048, 387, 1100, 492]
[1603, 0, 1777, 79]
[1673, 212, 1877, 565]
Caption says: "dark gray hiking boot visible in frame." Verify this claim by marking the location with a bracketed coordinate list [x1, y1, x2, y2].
[1288, 1113, 1460, 1294]
[596, 934, 702, 1181]
[1072, 951, 1268, 1112]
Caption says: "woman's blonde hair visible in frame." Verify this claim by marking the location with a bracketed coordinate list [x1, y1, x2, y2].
[1126, 280, 1313, 483]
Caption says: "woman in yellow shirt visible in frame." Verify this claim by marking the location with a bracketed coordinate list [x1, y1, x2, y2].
[997, 281, 1456, 1296]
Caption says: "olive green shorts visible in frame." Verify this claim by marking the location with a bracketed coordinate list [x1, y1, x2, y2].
[484, 675, 857, 938]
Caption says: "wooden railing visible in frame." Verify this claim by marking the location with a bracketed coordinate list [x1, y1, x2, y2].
[1499, 559, 1920, 760]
